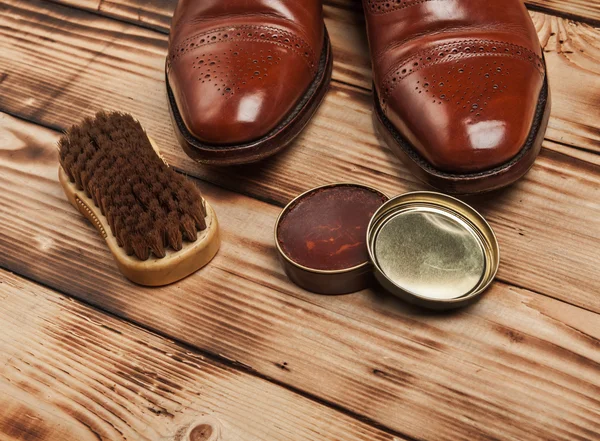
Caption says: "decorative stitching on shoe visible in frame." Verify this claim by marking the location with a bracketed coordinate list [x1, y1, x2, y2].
[168, 25, 317, 74]
[365, 0, 446, 14]
[380, 39, 544, 106]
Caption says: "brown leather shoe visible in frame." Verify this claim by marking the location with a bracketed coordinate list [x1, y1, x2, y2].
[167, 0, 333, 165]
[364, 0, 551, 193]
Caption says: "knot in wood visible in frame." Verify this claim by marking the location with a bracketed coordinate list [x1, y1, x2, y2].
[189, 424, 214, 441]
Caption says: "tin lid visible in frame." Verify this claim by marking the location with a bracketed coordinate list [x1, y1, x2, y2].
[367, 192, 499, 309]
[275, 185, 499, 308]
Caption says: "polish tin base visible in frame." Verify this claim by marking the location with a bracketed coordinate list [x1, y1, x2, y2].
[275, 183, 388, 294]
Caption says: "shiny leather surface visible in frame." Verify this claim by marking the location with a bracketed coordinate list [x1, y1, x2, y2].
[364, 0, 546, 173]
[167, 0, 324, 145]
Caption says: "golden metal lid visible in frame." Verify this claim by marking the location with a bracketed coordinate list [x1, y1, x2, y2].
[367, 192, 499, 310]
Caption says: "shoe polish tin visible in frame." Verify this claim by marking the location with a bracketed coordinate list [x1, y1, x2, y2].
[275, 184, 499, 309]
[275, 183, 389, 295]
[367, 191, 499, 310]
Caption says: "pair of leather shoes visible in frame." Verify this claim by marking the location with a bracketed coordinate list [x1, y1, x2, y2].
[166, 0, 550, 194]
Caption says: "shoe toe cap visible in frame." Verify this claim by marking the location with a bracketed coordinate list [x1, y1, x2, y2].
[169, 41, 315, 145]
[384, 55, 545, 173]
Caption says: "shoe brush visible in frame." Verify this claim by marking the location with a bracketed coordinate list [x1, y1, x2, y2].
[58, 111, 220, 286]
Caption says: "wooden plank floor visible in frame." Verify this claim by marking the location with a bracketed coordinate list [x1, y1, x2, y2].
[0, 1, 599, 440]
[0, 270, 393, 441]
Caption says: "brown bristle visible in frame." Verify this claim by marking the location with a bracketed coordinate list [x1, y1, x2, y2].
[58, 111, 208, 261]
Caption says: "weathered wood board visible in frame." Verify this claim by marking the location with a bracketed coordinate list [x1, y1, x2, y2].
[4, 0, 599, 150]
[0, 270, 395, 441]
[0, 113, 599, 441]
[45, 0, 600, 30]
[0, 0, 599, 312]
[37, 0, 600, 152]
[1, 0, 599, 440]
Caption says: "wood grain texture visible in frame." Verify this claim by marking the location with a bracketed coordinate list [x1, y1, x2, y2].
[525, 0, 600, 26]
[0, 0, 599, 311]
[3, 0, 600, 152]
[46, 0, 600, 30]
[327, 0, 600, 27]
[35, 0, 600, 152]
[0, 270, 396, 441]
[1, 113, 599, 441]
[45, 0, 174, 31]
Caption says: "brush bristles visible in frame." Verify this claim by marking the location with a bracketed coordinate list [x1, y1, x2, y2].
[59, 111, 208, 261]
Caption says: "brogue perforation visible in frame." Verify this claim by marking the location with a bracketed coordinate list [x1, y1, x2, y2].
[168, 25, 317, 75]
[381, 40, 545, 105]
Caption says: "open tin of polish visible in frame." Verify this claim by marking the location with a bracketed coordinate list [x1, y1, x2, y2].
[275, 183, 389, 295]
[275, 184, 500, 309]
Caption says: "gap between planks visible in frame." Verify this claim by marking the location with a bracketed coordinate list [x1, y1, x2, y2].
[0, 1, 596, 438]
[36, 0, 600, 152]
[32, 0, 600, 154]
[326, 0, 600, 27]
[0, 268, 401, 441]
[1, 104, 598, 310]
[44, 0, 600, 31]
[0, 112, 598, 441]
[0, 0, 599, 313]
[2, 0, 599, 155]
